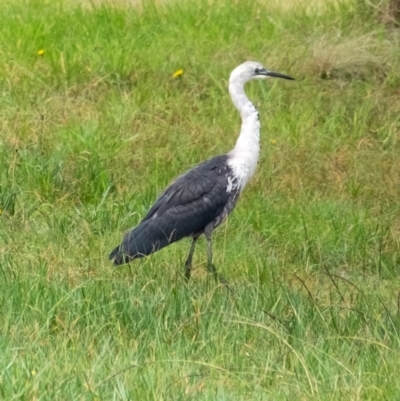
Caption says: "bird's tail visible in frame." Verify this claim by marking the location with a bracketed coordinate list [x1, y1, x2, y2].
[109, 244, 128, 265]
[109, 219, 180, 266]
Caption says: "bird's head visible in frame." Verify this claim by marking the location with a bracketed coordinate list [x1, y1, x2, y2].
[229, 61, 294, 85]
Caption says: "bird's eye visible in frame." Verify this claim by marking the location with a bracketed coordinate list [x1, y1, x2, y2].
[255, 68, 260, 74]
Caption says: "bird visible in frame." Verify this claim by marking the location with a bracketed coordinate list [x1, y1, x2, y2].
[109, 61, 294, 285]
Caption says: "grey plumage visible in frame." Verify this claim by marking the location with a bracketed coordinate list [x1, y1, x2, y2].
[109, 155, 239, 265]
[109, 61, 294, 285]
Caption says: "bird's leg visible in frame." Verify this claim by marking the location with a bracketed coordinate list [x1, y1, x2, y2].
[184, 236, 199, 282]
[205, 233, 230, 288]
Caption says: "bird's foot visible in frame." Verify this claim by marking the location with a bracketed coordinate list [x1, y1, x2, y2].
[206, 263, 234, 294]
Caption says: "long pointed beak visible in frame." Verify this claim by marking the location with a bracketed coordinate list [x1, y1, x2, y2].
[266, 71, 295, 80]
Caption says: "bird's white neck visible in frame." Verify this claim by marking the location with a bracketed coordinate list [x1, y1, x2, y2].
[227, 81, 260, 191]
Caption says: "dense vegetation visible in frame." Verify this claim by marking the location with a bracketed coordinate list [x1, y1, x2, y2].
[1, 0, 400, 399]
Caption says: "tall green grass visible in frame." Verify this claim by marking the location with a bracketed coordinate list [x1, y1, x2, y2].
[1, 0, 400, 399]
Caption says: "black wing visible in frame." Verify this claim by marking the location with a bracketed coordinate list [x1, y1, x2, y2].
[110, 155, 234, 265]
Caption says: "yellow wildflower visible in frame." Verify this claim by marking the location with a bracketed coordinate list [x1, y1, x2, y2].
[37, 49, 45, 56]
[270, 139, 277, 145]
[173, 69, 184, 78]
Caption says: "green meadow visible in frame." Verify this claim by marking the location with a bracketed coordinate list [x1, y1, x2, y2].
[1, 0, 400, 399]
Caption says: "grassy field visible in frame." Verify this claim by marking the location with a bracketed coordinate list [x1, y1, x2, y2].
[1, 0, 400, 399]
